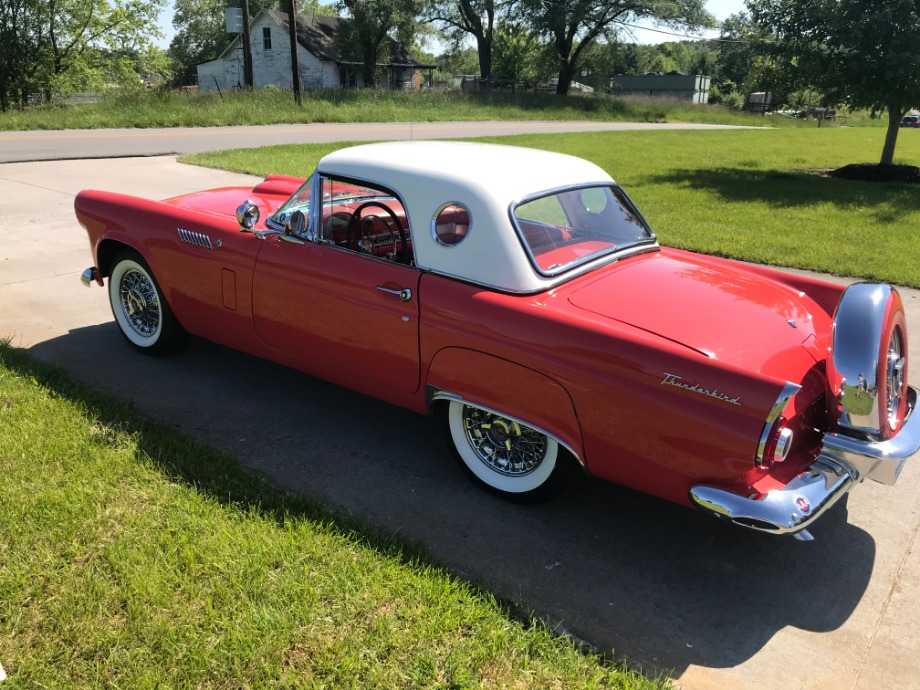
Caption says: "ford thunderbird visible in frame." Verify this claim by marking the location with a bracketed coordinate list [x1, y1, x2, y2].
[76, 141, 920, 540]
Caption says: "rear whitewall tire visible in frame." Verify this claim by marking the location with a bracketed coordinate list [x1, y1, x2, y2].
[442, 400, 572, 502]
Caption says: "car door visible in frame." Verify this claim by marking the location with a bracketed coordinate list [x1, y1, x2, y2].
[251, 232, 422, 395]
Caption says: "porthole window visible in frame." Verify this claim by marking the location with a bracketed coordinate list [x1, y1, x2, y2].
[580, 187, 609, 215]
[432, 202, 471, 247]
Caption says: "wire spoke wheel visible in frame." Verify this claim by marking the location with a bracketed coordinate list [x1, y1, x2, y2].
[108, 251, 187, 356]
[442, 400, 572, 502]
[885, 327, 907, 430]
[119, 268, 161, 338]
[462, 406, 547, 477]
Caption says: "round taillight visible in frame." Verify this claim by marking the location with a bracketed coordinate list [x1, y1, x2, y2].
[763, 417, 794, 466]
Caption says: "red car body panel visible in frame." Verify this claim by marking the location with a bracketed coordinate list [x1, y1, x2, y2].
[75, 143, 918, 538]
[75, 181, 849, 508]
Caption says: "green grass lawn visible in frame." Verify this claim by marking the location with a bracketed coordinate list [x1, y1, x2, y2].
[0, 343, 664, 688]
[183, 127, 920, 288]
[0, 87, 808, 131]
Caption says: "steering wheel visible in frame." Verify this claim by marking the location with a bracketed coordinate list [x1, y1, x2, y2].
[347, 201, 408, 260]
[324, 211, 352, 241]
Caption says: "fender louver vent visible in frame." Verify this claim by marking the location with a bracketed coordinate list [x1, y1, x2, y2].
[178, 228, 214, 249]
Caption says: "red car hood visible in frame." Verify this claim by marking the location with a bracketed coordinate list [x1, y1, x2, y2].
[161, 175, 304, 220]
[567, 250, 830, 376]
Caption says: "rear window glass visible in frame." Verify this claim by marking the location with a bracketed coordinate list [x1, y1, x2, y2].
[512, 185, 654, 275]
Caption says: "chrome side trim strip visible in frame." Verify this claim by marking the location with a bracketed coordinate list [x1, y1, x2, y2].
[426, 386, 586, 471]
[755, 382, 801, 466]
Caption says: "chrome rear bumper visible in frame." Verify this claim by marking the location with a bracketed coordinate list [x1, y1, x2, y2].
[690, 385, 920, 540]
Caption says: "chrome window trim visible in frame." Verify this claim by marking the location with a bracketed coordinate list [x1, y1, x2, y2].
[430, 201, 472, 248]
[755, 382, 802, 466]
[426, 386, 586, 471]
[419, 243, 659, 295]
[508, 181, 659, 279]
[311, 170, 416, 263]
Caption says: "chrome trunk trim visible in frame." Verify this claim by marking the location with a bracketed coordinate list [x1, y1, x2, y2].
[755, 382, 801, 466]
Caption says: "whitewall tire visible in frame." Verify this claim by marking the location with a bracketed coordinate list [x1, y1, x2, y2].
[441, 399, 573, 503]
[108, 251, 187, 356]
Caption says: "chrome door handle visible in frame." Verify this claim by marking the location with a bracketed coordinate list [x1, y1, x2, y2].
[376, 286, 412, 302]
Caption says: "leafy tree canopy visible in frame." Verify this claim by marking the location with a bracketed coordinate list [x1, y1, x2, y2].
[749, 0, 920, 164]
[521, 0, 713, 95]
[0, 0, 164, 109]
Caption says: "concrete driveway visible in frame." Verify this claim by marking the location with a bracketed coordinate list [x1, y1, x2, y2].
[1, 156, 918, 690]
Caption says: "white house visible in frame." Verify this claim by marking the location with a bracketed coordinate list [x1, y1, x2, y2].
[197, 10, 433, 92]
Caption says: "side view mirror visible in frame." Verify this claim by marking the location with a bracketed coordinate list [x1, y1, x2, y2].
[286, 210, 307, 236]
[236, 200, 260, 231]
[280, 210, 307, 245]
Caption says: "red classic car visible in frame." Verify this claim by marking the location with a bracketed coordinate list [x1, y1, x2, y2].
[76, 141, 919, 540]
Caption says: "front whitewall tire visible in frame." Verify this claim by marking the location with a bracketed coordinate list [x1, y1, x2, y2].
[107, 250, 187, 356]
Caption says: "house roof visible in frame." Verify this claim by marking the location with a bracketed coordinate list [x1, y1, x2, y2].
[262, 9, 434, 68]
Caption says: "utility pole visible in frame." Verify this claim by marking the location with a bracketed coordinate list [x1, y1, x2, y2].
[286, 0, 302, 103]
[240, 0, 254, 88]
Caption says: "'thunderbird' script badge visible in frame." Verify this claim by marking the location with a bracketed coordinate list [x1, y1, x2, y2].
[661, 373, 742, 406]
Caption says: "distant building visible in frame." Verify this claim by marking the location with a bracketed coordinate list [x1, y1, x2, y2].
[197, 10, 434, 92]
[746, 91, 774, 113]
[609, 73, 711, 104]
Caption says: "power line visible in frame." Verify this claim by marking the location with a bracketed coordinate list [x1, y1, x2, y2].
[532, 0, 753, 44]
[616, 21, 750, 44]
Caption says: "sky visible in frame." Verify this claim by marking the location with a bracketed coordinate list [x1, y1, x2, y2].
[154, 0, 747, 50]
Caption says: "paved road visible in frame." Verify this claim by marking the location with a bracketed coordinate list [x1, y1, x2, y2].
[1, 156, 918, 690]
[0, 121, 757, 163]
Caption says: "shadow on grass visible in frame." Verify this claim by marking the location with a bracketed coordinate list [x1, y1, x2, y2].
[646, 167, 920, 222]
[2, 331, 879, 679]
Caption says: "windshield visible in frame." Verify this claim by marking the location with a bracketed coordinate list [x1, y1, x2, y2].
[270, 175, 402, 231]
[512, 185, 655, 276]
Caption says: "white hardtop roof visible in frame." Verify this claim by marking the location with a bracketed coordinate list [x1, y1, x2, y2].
[315, 141, 620, 294]
[317, 141, 614, 200]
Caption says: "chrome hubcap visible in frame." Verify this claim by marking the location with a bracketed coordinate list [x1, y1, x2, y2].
[120, 269, 160, 337]
[886, 328, 906, 430]
[462, 407, 547, 477]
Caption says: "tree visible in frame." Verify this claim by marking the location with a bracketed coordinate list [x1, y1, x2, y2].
[0, 0, 42, 109]
[0, 0, 164, 108]
[522, 0, 713, 95]
[429, 1, 510, 89]
[492, 21, 552, 86]
[336, 0, 425, 87]
[714, 12, 756, 95]
[750, 0, 920, 165]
